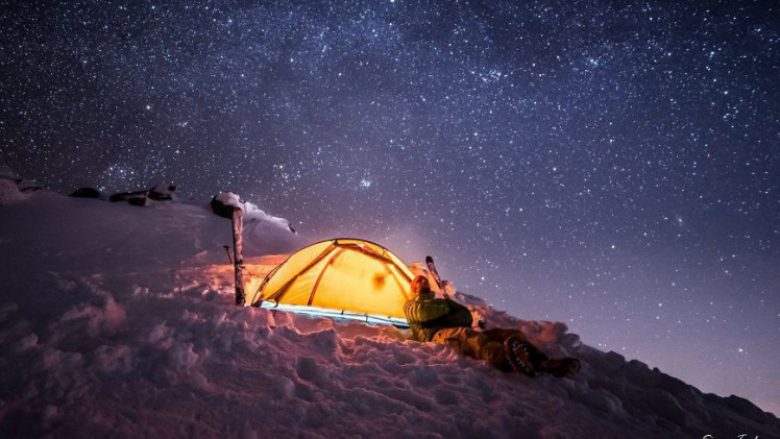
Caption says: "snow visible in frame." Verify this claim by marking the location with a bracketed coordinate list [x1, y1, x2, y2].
[1, 188, 779, 438]
[214, 191, 297, 246]
[214, 191, 243, 209]
[0, 178, 28, 205]
[0, 165, 29, 205]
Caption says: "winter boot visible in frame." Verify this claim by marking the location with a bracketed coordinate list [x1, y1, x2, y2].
[504, 336, 537, 377]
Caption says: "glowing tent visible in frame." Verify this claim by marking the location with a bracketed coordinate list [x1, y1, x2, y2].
[248, 238, 414, 326]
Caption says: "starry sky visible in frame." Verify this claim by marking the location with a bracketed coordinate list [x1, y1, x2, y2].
[2, 0, 779, 415]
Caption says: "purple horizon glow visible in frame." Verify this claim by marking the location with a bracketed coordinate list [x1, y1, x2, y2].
[2, 1, 778, 414]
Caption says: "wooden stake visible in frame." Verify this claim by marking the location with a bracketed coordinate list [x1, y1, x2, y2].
[231, 207, 246, 306]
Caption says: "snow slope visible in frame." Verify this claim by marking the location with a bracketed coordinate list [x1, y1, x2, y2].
[1, 189, 778, 438]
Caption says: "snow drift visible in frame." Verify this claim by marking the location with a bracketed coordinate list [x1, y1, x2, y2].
[0, 186, 778, 438]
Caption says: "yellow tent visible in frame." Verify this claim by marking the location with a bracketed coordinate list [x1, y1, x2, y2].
[248, 238, 414, 326]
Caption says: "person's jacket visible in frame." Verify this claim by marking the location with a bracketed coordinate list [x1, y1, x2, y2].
[403, 291, 473, 342]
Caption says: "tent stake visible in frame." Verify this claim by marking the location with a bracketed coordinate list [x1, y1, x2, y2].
[223, 244, 233, 265]
[231, 208, 246, 306]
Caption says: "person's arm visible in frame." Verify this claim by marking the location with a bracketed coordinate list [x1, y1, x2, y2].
[441, 298, 473, 328]
[404, 298, 450, 325]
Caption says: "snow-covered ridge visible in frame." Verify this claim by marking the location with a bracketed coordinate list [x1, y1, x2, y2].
[0, 189, 778, 438]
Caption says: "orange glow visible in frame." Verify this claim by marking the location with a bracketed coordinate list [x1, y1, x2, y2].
[196, 254, 288, 298]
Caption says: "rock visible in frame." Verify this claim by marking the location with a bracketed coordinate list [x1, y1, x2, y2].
[110, 188, 156, 207]
[109, 183, 175, 204]
[69, 187, 102, 199]
[148, 183, 176, 201]
[126, 196, 149, 207]
[110, 190, 148, 203]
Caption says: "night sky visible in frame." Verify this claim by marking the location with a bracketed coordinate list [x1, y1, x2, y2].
[2, 1, 779, 414]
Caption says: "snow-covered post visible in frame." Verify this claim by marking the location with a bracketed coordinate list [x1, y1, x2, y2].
[211, 192, 248, 307]
[231, 207, 246, 306]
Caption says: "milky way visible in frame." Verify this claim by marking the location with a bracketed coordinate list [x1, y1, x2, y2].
[2, 1, 778, 414]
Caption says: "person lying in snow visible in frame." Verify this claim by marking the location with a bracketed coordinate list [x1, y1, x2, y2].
[404, 275, 581, 377]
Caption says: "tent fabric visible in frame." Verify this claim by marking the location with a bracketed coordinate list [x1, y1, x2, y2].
[249, 238, 414, 321]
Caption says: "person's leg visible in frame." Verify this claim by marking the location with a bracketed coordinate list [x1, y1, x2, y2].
[481, 328, 521, 342]
[477, 340, 514, 372]
[459, 329, 515, 372]
[432, 327, 513, 371]
[482, 328, 550, 369]
[431, 327, 580, 376]
[481, 328, 581, 377]
[431, 327, 469, 350]
[491, 330, 580, 377]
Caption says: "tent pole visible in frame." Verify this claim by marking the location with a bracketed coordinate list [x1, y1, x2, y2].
[231, 207, 246, 306]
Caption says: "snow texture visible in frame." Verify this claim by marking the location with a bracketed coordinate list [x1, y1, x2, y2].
[1, 190, 778, 438]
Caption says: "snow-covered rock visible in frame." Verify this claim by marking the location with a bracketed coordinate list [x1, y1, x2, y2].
[0, 190, 778, 438]
[148, 182, 176, 201]
[69, 187, 103, 199]
[0, 164, 27, 205]
[0, 177, 27, 205]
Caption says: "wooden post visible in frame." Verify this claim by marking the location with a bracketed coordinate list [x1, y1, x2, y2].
[231, 207, 246, 306]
